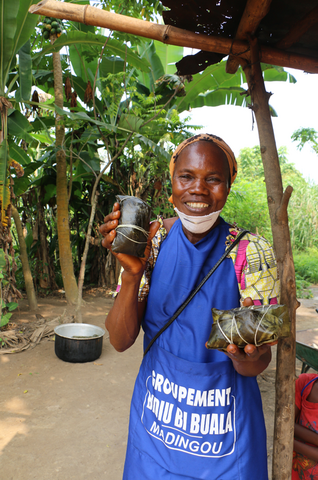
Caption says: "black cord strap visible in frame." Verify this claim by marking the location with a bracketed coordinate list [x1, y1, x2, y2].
[143, 229, 249, 357]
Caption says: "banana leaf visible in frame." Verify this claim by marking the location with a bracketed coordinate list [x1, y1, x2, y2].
[206, 304, 290, 351]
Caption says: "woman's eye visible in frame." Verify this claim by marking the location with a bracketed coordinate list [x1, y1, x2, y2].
[207, 176, 220, 183]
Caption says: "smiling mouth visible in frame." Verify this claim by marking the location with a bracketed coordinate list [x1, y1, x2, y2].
[186, 202, 209, 209]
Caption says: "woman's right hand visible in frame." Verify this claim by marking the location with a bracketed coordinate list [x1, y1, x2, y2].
[100, 202, 121, 251]
[99, 202, 160, 279]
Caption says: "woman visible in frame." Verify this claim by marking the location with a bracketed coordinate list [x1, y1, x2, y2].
[292, 373, 318, 479]
[100, 134, 280, 480]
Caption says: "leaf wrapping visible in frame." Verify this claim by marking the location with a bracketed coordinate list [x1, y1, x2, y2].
[206, 304, 290, 351]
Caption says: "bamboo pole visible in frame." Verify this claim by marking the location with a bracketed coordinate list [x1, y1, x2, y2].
[244, 37, 298, 480]
[29, 0, 318, 74]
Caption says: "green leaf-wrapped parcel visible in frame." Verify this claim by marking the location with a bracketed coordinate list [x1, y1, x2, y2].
[111, 195, 151, 258]
[206, 304, 290, 351]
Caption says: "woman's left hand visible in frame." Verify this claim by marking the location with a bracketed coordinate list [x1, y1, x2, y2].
[223, 297, 276, 376]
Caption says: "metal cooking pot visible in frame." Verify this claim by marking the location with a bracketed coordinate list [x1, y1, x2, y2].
[54, 323, 105, 363]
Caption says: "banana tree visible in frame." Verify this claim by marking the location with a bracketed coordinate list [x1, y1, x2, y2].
[33, 30, 190, 316]
[0, 0, 39, 311]
[0, 0, 38, 219]
[174, 62, 295, 115]
[134, 40, 296, 116]
[31, 23, 159, 304]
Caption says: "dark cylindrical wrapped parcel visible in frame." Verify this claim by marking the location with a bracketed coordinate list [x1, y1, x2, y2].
[111, 195, 152, 258]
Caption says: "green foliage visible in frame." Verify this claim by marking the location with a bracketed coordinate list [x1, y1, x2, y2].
[292, 127, 318, 155]
[18, 40, 32, 101]
[288, 182, 318, 250]
[0, 250, 18, 330]
[9, 33, 194, 287]
[223, 145, 318, 253]
[0, 0, 39, 96]
[0, 138, 11, 227]
[293, 248, 318, 298]
[222, 146, 279, 238]
[238, 146, 265, 179]
[0, 249, 5, 270]
[293, 248, 318, 284]
[295, 273, 313, 299]
[261, 64, 297, 84]
[96, 0, 165, 22]
[35, 31, 150, 72]
[238, 145, 298, 182]
[0, 0, 40, 234]
[175, 61, 296, 114]
[222, 177, 272, 240]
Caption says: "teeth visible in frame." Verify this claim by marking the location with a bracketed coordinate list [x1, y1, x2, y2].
[186, 202, 208, 208]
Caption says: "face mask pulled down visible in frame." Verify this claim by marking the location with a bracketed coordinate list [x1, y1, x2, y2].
[174, 207, 222, 234]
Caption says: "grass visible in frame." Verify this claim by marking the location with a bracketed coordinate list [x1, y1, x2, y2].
[293, 247, 318, 298]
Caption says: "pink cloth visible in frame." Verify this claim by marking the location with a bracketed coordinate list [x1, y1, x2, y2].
[292, 374, 318, 479]
[231, 236, 278, 305]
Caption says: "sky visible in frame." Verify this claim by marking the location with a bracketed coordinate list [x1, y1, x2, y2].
[180, 68, 318, 185]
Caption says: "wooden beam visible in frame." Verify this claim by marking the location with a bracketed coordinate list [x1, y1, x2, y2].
[226, 0, 272, 74]
[276, 5, 318, 50]
[29, 0, 318, 73]
[244, 37, 297, 480]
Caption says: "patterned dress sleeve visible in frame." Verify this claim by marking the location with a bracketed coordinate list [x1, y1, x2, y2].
[227, 225, 280, 305]
[113, 217, 167, 302]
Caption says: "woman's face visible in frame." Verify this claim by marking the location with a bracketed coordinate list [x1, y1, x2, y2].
[172, 141, 230, 242]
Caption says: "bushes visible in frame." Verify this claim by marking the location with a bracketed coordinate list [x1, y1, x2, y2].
[294, 248, 318, 284]
[295, 274, 313, 299]
[222, 178, 272, 240]
[288, 182, 318, 251]
[293, 247, 318, 298]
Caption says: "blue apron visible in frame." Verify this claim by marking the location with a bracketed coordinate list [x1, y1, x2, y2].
[123, 219, 268, 480]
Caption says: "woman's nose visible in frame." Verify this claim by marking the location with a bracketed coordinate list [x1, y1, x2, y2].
[188, 178, 209, 194]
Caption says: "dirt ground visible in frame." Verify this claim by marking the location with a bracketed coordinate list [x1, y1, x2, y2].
[1, 287, 318, 480]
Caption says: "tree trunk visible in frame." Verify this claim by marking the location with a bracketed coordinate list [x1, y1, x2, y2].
[0, 98, 22, 305]
[244, 38, 298, 479]
[75, 191, 99, 322]
[37, 196, 50, 290]
[105, 250, 116, 288]
[37, 193, 59, 292]
[11, 206, 38, 310]
[74, 212, 81, 276]
[51, 37, 78, 304]
[97, 247, 107, 287]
